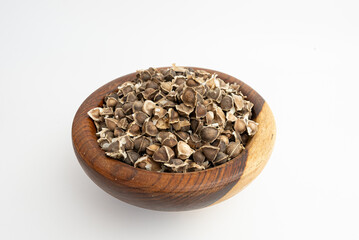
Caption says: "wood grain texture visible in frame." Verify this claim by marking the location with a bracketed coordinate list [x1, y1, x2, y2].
[71, 67, 276, 211]
[211, 102, 276, 205]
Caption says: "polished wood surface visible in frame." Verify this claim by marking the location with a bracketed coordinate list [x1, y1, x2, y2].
[72, 67, 276, 211]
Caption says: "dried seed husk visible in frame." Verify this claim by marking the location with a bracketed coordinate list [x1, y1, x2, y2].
[134, 156, 161, 171]
[153, 146, 175, 163]
[177, 141, 195, 160]
[117, 118, 128, 130]
[157, 132, 177, 147]
[125, 150, 140, 164]
[101, 107, 114, 116]
[157, 132, 173, 143]
[105, 118, 119, 131]
[142, 88, 158, 100]
[203, 98, 212, 106]
[185, 160, 205, 172]
[122, 102, 133, 115]
[97, 137, 110, 148]
[160, 81, 172, 93]
[120, 135, 134, 150]
[106, 97, 118, 107]
[114, 108, 126, 119]
[240, 133, 249, 145]
[190, 119, 203, 134]
[186, 79, 200, 87]
[206, 74, 217, 89]
[226, 111, 237, 122]
[145, 81, 159, 90]
[172, 63, 187, 72]
[244, 100, 254, 113]
[219, 79, 228, 89]
[96, 128, 109, 138]
[174, 131, 190, 142]
[195, 103, 207, 118]
[181, 87, 197, 108]
[88, 107, 102, 121]
[193, 151, 206, 164]
[127, 122, 141, 136]
[118, 82, 134, 96]
[132, 100, 144, 112]
[179, 119, 191, 132]
[200, 126, 220, 143]
[214, 107, 226, 126]
[164, 158, 188, 173]
[166, 91, 177, 101]
[155, 117, 170, 129]
[226, 142, 244, 158]
[139, 70, 151, 81]
[142, 119, 159, 137]
[146, 144, 160, 156]
[172, 119, 191, 132]
[126, 92, 137, 102]
[230, 84, 241, 93]
[114, 127, 125, 137]
[106, 151, 125, 160]
[172, 76, 186, 86]
[200, 145, 220, 162]
[194, 85, 207, 96]
[163, 68, 176, 81]
[207, 87, 221, 101]
[105, 131, 114, 141]
[205, 111, 214, 125]
[175, 103, 194, 116]
[233, 130, 241, 142]
[94, 121, 106, 131]
[218, 135, 229, 145]
[225, 121, 234, 130]
[142, 100, 156, 116]
[175, 84, 185, 97]
[212, 139, 227, 153]
[153, 106, 167, 118]
[202, 161, 211, 169]
[133, 111, 149, 127]
[154, 92, 165, 102]
[247, 120, 259, 136]
[126, 114, 134, 122]
[106, 140, 121, 152]
[162, 136, 178, 147]
[186, 70, 196, 79]
[188, 134, 202, 149]
[168, 108, 180, 124]
[133, 136, 151, 153]
[234, 118, 246, 134]
[171, 123, 180, 131]
[206, 102, 216, 112]
[222, 129, 233, 139]
[213, 152, 228, 165]
[153, 72, 164, 83]
[157, 99, 176, 108]
[220, 95, 233, 111]
[96, 126, 110, 138]
[232, 94, 244, 111]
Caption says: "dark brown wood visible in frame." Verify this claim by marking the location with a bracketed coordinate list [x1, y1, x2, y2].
[71, 67, 275, 211]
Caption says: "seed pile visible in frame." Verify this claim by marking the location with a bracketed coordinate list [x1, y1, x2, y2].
[88, 65, 258, 173]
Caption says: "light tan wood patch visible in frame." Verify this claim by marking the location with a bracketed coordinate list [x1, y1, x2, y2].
[211, 102, 276, 205]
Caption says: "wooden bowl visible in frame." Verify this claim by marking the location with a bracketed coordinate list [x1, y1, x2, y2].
[72, 67, 276, 211]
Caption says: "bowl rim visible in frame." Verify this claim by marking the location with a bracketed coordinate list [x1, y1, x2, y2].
[72, 66, 266, 190]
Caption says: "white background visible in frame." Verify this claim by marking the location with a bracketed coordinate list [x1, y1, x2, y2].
[1, 0, 359, 239]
